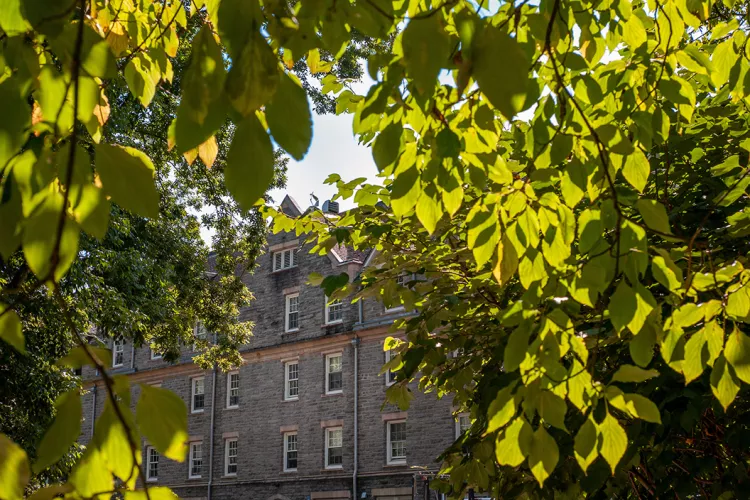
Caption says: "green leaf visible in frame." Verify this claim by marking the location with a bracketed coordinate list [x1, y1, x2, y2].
[137, 384, 188, 461]
[651, 251, 683, 292]
[224, 114, 275, 211]
[0, 306, 24, 354]
[124, 54, 157, 108]
[574, 418, 598, 474]
[504, 321, 532, 372]
[0, 78, 32, 170]
[27, 484, 73, 500]
[726, 286, 750, 321]
[416, 185, 443, 235]
[33, 390, 82, 474]
[711, 355, 740, 411]
[609, 282, 655, 334]
[0, 0, 31, 36]
[473, 26, 529, 119]
[57, 345, 112, 369]
[622, 15, 647, 49]
[225, 31, 279, 116]
[180, 25, 227, 127]
[124, 487, 179, 500]
[610, 364, 659, 383]
[629, 322, 656, 367]
[96, 144, 159, 218]
[528, 425, 559, 487]
[683, 329, 708, 384]
[391, 164, 420, 217]
[538, 391, 567, 431]
[606, 387, 662, 424]
[402, 15, 452, 95]
[486, 385, 518, 433]
[724, 326, 750, 384]
[0, 434, 30, 500]
[93, 397, 138, 487]
[636, 199, 671, 234]
[597, 411, 627, 475]
[495, 416, 532, 467]
[621, 149, 649, 192]
[266, 71, 313, 161]
[467, 199, 500, 268]
[372, 124, 402, 171]
[68, 447, 112, 497]
[72, 184, 110, 240]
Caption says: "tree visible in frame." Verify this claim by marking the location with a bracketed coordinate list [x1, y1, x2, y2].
[1, 0, 750, 498]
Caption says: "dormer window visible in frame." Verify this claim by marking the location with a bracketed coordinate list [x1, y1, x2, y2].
[273, 248, 296, 271]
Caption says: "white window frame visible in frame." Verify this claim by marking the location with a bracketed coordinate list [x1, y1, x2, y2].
[284, 361, 299, 401]
[226, 371, 239, 409]
[191, 376, 205, 414]
[150, 347, 162, 360]
[112, 337, 124, 367]
[189, 441, 203, 479]
[283, 431, 298, 472]
[224, 438, 238, 476]
[285, 293, 300, 332]
[325, 353, 343, 395]
[273, 248, 297, 272]
[194, 321, 209, 351]
[325, 296, 343, 325]
[324, 427, 343, 469]
[384, 348, 397, 386]
[387, 420, 407, 465]
[456, 413, 471, 438]
[146, 446, 159, 482]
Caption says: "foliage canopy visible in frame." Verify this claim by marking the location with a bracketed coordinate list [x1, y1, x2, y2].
[2, 0, 750, 498]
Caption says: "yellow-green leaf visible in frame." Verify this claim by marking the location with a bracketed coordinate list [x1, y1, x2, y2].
[597, 411, 628, 474]
[495, 416, 532, 467]
[711, 355, 740, 411]
[34, 390, 82, 474]
[266, 71, 313, 161]
[224, 114, 275, 211]
[724, 326, 750, 384]
[574, 418, 598, 474]
[636, 199, 671, 234]
[528, 425, 559, 487]
[0, 434, 30, 500]
[0, 306, 24, 354]
[136, 384, 188, 461]
[486, 385, 518, 434]
[610, 364, 659, 383]
[96, 144, 159, 218]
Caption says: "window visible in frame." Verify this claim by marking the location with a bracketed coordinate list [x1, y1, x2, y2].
[283, 432, 297, 471]
[384, 348, 398, 386]
[194, 321, 210, 351]
[387, 421, 407, 465]
[273, 248, 296, 271]
[146, 446, 159, 481]
[189, 441, 203, 478]
[285, 293, 299, 332]
[325, 296, 343, 324]
[325, 353, 343, 394]
[225, 438, 238, 476]
[150, 347, 162, 360]
[227, 371, 239, 408]
[456, 414, 471, 438]
[284, 361, 299, 400]
[192, 377, 205, 413]
[112, 337, 124, 367]
[325, 427, 343, 469]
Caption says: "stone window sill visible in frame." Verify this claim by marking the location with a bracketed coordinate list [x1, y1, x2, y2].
[321, 392, 343, 398]
[384, 462, 407, 468]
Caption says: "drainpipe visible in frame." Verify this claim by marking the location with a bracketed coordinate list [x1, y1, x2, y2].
[207, 334, 218, 500]
[130, 344, 135, 369]
[352, 336, 360, 499]
[90, 385, 97, 438]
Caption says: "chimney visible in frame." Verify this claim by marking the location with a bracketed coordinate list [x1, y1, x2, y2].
[322, 200, 339, 214]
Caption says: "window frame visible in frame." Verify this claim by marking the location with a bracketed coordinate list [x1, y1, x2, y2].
[226, 371, 239, 409]
[194, 321, 209, 352]
[283, 431, 298, 472]
[272, 248, 297, 272]
[325, 352, 343, 395]
[387, 420, 407, 465]
[284, 361, 299, 401]
[456, 413, 471, 438]
[285, 293, 300, 332]
[150, 347, 162, 360]
[146, 446, 159, 482]
[324, 296, 343, 325]
[191, 376, 205, 414]
[112, 337, 124, 367]
[224, 438, 238, 477]
[324, 426, 344, 469]
[188, 441, 203, 479]
[384, 348, 397, 386]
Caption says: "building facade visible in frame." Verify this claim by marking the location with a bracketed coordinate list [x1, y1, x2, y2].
[80, 196, 461, 500]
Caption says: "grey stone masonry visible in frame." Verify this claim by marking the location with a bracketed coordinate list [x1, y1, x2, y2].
[80, 196, 460, 500]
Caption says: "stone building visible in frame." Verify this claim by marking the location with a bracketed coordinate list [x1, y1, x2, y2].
[80, 196, 464, 500]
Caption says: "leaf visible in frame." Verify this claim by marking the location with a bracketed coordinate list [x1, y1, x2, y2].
[136, 384, 188, 461]
[724, 327, 750, 384]
[33, 390, 82, 474]
[528, 425, 559, 487]
[486, 386, 518, 433]
[225, 31, 279, 116]
[180, 25, 226, 126]
[402, 15, 452, 95]
[96, 144, 159, 218]
[622, 149, 649, 192]
[495, 416, 533, 467]
[574, 418, 598, 474]
[266, 71, 313, 161]
[467, 200, 500, 268]
[68, 447, 112, 497]
[196, 136, 218, 168]
[504, 322, 532, 372]
[416, 185, 443, 235]
[0, 434, 30, 500]
[597, 411, 627, 474]
[610, 364, 659, 383]
[0, 0, 30, 36]
[124, 54, 157, 108]
[636, 199, 671, 234]
[473, 26, 529, 119]
[538, 391, 568, 431]
[630, 322, 656, 367]
[711, 355, 740, 411]
[224, 114, 275, 211]
[93, 397, 138, 486]
[606, 387, 662, 424]
[57, 345, 112, 369]
[372, 124, 402, 171]
[0, 306, 24, 354]
[27, 484, 73, 500]
[683, 330, 708, 384]
[609, 282, 655, 334]
[125, 487, 179, 500]
[0, 78, 32, 170]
